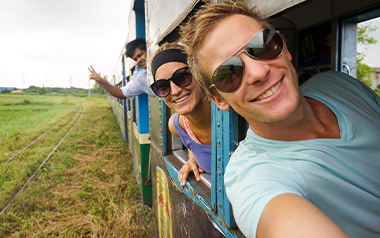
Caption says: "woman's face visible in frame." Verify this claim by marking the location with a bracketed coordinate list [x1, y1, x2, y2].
[155, 61, 204, 115]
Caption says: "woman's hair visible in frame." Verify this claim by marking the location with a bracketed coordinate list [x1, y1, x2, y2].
[180, 0, 273, 98]
[150, 42, 186, 65]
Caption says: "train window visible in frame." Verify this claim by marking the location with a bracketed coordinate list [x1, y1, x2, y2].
[116, 82, 123, 106]
[356, 17, 380, 91]
[297, 22, 332, 82]
[340, 8, 380, 88]
[166, 106, 212, 189]
[238, 114, 249, 142]
[125, 76, 132, 111]
[171, 127, 182, 151]
[132, 98, 137, 123]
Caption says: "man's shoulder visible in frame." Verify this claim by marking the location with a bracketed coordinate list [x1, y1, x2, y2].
[304, 71, 350, 85]
[301, 71, 362, 95]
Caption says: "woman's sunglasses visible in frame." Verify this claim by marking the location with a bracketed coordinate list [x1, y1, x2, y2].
[209, 29, 284, 93]
[150, 66, 192, 97]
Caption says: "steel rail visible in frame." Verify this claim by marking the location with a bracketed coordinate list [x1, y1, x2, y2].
[0, 103, 86, 217]
[3, 103, 79, 164]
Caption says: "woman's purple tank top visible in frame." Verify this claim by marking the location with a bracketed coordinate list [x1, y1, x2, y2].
[173, 113, 211, 173]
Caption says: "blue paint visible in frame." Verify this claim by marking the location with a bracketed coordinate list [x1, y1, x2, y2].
[162, 156, 241, 238]
[122, 63, 129, 142]
[136, 93, 150, 134]
[134, 0, 145, 39]
[340, 22, 357, 77]
[218, 107, 238, 228]
[211, 102, 238, 229]
[161, 99, 168, 155]
[211, 102, 218, 211]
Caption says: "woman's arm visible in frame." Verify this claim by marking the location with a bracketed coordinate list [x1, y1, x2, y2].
[168, 114, 203, 186]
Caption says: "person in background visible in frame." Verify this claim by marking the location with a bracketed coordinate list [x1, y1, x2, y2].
[150, 42, 211, 186]
[180, 1, 380, 237]
[89, 38, 155, 99]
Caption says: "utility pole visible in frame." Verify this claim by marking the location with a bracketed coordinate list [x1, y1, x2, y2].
[22, 72, 25, 89]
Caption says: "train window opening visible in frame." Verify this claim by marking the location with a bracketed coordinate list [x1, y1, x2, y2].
[356, 17, 380, 91]
[134, 98, 139, 127]
[124, 75, 132, 111]
[132, 98, 137, 123]
[340, 8, 380, 85]
[238, 114, 249, 143]
[297, 21, 332, 81]
[166, 106, 212, 189]
[116, 82, 123, 106]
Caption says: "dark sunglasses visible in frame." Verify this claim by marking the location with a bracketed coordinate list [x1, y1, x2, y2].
[209, 29, 284, 93]
[150, 66, 192, 97]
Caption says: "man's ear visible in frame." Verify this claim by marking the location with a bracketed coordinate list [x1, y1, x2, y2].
[209, 94, 230, 111]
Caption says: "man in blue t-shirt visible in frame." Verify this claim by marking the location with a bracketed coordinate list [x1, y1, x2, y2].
[89, 38, 155, 99]
[180, 1, 380, 238]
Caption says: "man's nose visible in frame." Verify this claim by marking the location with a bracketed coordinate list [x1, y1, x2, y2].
[239, 52, 270, 86]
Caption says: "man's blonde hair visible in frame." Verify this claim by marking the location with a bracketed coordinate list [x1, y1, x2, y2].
[180, 0, 273, 98]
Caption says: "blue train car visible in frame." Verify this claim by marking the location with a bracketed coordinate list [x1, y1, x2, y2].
[107, 0, 380, 236]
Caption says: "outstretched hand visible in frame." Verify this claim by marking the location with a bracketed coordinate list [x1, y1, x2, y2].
[88, 65, 102, 82]
[178, 151, 204, 186]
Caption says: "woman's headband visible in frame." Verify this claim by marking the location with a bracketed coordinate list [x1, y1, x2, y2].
[151, 49, 187, 80]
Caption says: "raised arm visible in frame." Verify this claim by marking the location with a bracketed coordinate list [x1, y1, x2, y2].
[88, 65, 126, 99]
[168, 114, 203, 186]
[257, 193, 349, 238]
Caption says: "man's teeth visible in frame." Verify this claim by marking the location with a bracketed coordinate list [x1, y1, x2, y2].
[174, 95, 189, 103]
[256, 80, 281, 101]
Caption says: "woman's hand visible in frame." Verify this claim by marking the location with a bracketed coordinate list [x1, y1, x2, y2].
[178, 150, 204, 186]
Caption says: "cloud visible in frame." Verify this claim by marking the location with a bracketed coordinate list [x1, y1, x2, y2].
[0, 0, 130, 89]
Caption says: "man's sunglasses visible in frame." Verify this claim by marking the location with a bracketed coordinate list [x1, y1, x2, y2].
[209, 29, 284, 93]
[150, 66, 192, 97]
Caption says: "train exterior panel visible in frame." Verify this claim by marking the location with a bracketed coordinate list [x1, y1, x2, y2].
[107, 0, 380, 237]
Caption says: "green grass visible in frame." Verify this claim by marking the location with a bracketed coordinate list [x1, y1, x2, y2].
[0, 95, 154, 237]
[0, 94, 76, 138]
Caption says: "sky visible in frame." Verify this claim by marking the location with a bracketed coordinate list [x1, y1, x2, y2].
[0, 0, 131, 89]
[0, 1, 379, 90]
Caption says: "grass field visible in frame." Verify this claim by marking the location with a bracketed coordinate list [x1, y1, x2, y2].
[0, 94, 154, 237]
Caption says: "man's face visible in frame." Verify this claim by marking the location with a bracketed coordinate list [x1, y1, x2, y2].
[132, 48, 147, 69]
[198, 14, 301, 125]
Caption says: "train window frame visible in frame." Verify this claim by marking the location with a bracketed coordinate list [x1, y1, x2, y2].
[162, 100, 212, 189]
[116, 81, 124, 106]
[339, 8, 380, 78]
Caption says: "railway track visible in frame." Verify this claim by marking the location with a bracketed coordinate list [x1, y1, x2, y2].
[2, 103, 79, 164]
[0, 102, 86, 216]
